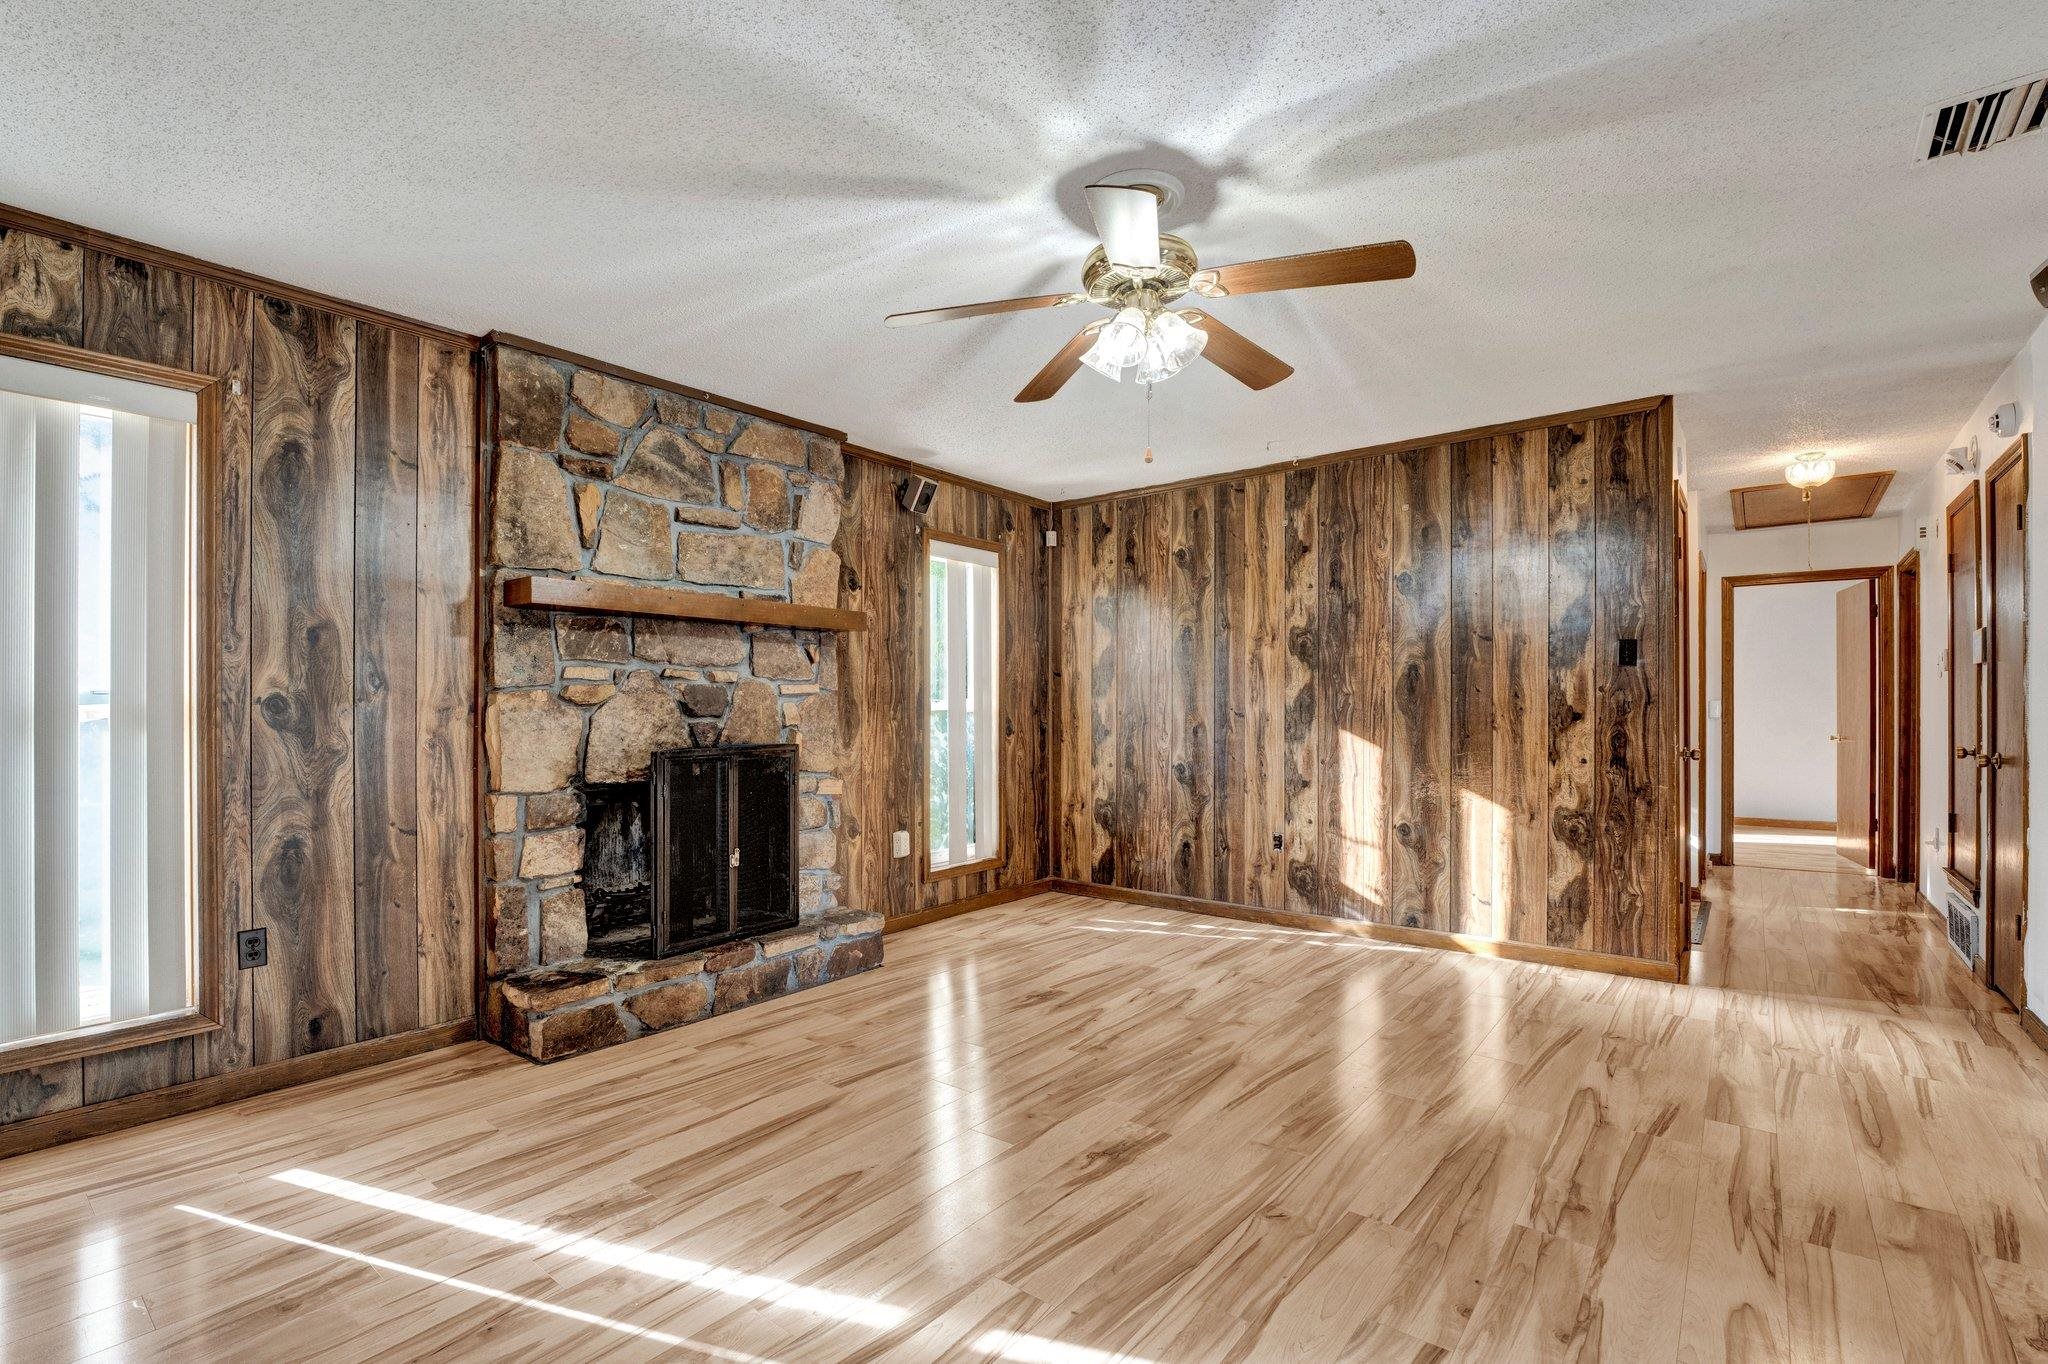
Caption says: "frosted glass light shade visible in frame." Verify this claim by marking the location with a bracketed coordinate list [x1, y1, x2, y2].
[1080, 307, 1148, 381]
[1785, 454, 1835, 489]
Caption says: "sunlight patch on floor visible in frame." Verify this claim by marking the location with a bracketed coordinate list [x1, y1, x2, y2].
[269, 1168, 906, 1327]
[175, 1205, 775, 1359]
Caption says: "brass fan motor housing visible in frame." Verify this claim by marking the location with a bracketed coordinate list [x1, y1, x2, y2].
[1081, 234, 1201, 311]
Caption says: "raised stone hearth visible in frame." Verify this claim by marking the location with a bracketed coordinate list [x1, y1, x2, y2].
[480, 340, 879, 1062]
[498, 910, 882, 1062]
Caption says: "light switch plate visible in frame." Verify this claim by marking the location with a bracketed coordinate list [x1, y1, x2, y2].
[892, 830, 910, 859]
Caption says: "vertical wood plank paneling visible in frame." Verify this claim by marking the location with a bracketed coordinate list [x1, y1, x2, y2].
[250, 297, 358, 1062]
[1493, 428, 1551, 945]
[1051, 402, 1675, 972]
[353, 324, 421, 1038]
[1316, 460, 1368, 919]
[1389, 445, 1452, 931]
[1054, 503, 1085, 879]
[0, 227, 84, 345]
[1212, 481, 1244, 901]
[1242, 475, 1288, 908]
[1449, 438, 1497, 938]
[835, 454, 1048, 920]
[1546, 421, 1598, 949]
[837, 457, 899, 917]
[1314, 459, 1359, 918]
[415, 338, 477, 1026]
[2, 219, 478, 1138]
[1168, 487, 1213, 899]
[193, 277, 256, 1078]
[83, 250, 193, 368]
[1593, 413, 1660, 960]
[1115, 496, 1160, 889]
[1086, 500, 1119, 884]
[1281, 469, 1321, 913]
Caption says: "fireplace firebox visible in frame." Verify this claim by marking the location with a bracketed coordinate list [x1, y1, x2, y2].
[651, 744, 798, 956]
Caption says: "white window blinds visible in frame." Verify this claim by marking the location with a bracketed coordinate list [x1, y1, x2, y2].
[927, 539, 999, 869]
[0, 373, 194, 1049]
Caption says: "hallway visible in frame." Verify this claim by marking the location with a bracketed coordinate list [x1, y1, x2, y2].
[3, 873, 2046, 1360]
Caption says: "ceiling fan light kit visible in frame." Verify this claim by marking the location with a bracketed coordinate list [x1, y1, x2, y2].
[884, 169, 1417, 432]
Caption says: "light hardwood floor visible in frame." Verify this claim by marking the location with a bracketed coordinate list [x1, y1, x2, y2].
[1730, 822, 1867, 875]
[4, 871, 2046, 1362]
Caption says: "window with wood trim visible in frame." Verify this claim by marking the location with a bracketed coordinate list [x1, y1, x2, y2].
[0, 352, 197, 1051]
[926, 533, 1000, 873]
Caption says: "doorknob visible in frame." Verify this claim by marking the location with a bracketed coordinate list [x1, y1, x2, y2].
[1829, 734, 1843, 743]
[1991, 753, 2014, 770]
[1680, 746, 1701, 761]
[1957, 745, 1980, 759]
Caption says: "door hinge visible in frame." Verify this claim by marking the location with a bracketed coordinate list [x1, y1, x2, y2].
[729, 847, 741, 868]
[1949, 811, 1959, 834]
[2020, 505, 2026, 530]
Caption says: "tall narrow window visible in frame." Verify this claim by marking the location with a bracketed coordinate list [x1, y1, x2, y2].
[927, 535, 1000, 872]
[0, 354, 196, 1050]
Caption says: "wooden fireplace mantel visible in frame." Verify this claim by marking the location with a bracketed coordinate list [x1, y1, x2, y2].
[503, 575, 867, 632]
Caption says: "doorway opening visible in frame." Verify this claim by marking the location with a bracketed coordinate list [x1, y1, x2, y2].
[1720, 568, 1895, 874]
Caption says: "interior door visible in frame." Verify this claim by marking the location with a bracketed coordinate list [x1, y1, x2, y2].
[1948, 483, 1983, 898]
[1835, 584, 1873, 867]
[1986, 441, 2028, 1007]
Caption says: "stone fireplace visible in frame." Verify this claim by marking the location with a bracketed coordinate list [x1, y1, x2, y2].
[480, 340, 881, 1062]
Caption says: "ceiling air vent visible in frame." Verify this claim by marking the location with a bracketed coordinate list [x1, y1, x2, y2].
[1919, 73, 2048, 161]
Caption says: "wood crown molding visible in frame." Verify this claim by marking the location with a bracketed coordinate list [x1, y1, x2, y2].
[486, 332, 848, 445]
[0, 200, 476, 350]
[844, 442, 1052, 511]
[1050, 394, 1674, 509]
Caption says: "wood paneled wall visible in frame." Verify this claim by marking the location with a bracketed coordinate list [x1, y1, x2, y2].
[1051, 400, 1679, 968]
[0, 219, 477, 1129]
[839, 454, 1049, 921]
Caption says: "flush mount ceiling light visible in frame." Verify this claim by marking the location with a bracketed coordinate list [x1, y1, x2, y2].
[883, 170, 1417, 403]
[1784, 452, 1836, 489]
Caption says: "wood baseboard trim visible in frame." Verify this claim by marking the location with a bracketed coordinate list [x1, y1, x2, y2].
[2020, 1009, 2048, 1056]
[0, 1019, 477, 1160]
[1734, 817, 1834, 832]
[1045, 880, 1679, 982]
[884, 880, 1052, 934]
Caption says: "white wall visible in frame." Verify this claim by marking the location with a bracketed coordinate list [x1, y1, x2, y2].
[1732, 581, 1840, 823]
[1704, 516, 1903, 855]
[1902, 313, 2046, 1017]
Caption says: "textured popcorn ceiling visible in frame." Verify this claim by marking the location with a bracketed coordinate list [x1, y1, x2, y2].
[5, 0, 2047, 513]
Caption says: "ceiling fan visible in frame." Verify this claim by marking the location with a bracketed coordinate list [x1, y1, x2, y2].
[884, 171, 1416, 403]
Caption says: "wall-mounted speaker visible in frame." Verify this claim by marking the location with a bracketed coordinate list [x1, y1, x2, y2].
[898, 475, 938, 517]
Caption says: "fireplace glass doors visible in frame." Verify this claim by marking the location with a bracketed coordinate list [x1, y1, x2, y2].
[650, 745, 797, 956]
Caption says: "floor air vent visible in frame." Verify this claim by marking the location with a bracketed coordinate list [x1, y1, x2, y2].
[1920, 74, 2048, 161]
[1945, 890, 1982, 967]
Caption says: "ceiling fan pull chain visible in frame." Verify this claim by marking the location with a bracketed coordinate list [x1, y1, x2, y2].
[1144, 381, 1155, 463]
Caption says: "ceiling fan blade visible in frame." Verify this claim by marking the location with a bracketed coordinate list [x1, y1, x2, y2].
[1181, 311, 1293, 390]
[886, 292, 1083, 328]
[1198, 240, 1415, 297]
[1015, 322, 1106, 403]
[1084, 184, 1161, 270]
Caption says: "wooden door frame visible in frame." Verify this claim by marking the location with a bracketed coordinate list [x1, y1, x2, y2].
[1720, 567, 1894, 866]
[1894, 549, 1920, 883]
[1984, 436, 2028, 1008]
[1697, 564, 1707, 886]
[1674, 483, 1696, 903]
[1947, 481, 1984, 900]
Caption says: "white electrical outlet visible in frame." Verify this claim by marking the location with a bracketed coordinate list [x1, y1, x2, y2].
[892, 830, 910, 858]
